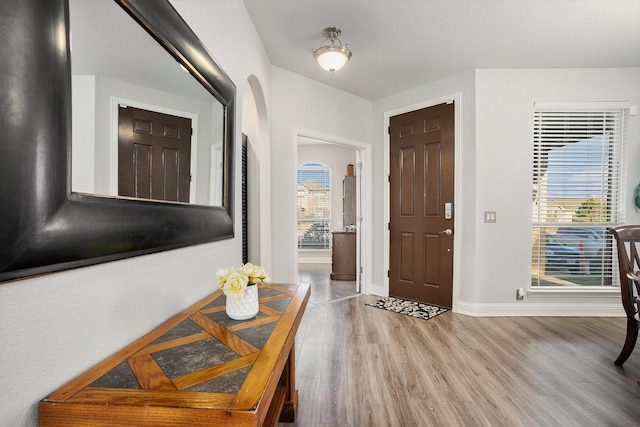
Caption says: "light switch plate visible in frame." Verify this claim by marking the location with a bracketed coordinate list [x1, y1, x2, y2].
[484, 211, 496, 223]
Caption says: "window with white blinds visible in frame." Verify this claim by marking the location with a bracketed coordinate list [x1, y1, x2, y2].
[531, 104, 627, 287]
[297, 164, 331, 249]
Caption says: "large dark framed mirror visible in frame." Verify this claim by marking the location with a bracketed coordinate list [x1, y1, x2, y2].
[0, 0, 235, 282]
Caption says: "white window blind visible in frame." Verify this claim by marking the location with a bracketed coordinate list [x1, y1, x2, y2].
[297, 164, 331, 249]
[531, 105, 627, 287]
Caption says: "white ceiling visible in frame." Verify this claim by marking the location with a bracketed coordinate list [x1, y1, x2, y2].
[242, 0, 640, 101]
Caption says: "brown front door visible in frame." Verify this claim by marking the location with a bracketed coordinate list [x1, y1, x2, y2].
[118, 106, 192, 202]
[389, 102, 454, 308]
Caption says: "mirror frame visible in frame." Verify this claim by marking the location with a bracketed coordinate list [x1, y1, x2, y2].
[0, 0, 235, 283]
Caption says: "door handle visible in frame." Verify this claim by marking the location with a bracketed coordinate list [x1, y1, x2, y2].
[439, 228, 453, 236]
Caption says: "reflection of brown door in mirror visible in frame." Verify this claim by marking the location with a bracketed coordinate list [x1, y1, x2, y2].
[389, 102, 454, 308]
[118, 106, 192, 202]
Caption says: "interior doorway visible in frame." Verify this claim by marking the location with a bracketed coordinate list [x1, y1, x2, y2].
[295, 133, 365, 295]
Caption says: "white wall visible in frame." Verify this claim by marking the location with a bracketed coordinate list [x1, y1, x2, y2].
[471, 68, 640, 314]
[270, 67, 372, 283]
[372, 68, 640, 315]
[71, 75, 96, 193]
[0, 1, 271, 425]
[179, 1, 274, 274]
[242, 82, 262, 264]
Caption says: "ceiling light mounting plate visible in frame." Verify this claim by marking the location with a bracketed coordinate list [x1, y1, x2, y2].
[322, 27, 341, 40]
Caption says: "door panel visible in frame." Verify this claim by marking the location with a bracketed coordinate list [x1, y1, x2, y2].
[423, 234, 441, 286]
[389, 102, 454, 307]
[424, 143, 441, 216]
[132, 144, 152, 198]
[400, 148, 416, 216]
[400, 232, 414, 282]
[162, 148, 180, 200]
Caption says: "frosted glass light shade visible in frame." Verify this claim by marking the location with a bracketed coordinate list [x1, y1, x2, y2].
[313, 46, 351, 72]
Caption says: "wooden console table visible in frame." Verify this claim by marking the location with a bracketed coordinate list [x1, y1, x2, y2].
[39, 282, 310, 426]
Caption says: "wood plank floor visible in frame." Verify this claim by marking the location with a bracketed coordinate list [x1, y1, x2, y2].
[280, 292, 640, 426]
[297, 263, 358, 305]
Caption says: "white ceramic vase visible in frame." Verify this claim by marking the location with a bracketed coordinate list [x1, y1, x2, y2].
[226, 284, 259, 320]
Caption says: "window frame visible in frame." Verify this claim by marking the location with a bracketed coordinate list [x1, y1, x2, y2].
[530, 102, 629, 291]
[297, 163, 332, 250]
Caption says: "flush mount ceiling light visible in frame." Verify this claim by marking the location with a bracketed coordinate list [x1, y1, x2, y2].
[312, 27, 352, 72]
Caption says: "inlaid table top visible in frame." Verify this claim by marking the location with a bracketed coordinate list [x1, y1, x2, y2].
[39, 282, 310, 426]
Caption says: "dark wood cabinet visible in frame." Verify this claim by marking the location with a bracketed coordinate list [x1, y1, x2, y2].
[331, 231, 356, 280]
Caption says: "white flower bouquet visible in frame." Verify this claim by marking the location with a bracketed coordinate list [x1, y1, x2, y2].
[217, 263, 269, 299]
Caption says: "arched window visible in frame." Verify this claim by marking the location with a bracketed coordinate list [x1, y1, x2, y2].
[297, 163, 331, 249]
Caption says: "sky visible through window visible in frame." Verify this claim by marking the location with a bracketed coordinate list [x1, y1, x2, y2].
[545, 135, 610, 199]
[297, 163, 330, 188]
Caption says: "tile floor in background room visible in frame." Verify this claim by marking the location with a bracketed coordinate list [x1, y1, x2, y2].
[297, 263, 358, 305]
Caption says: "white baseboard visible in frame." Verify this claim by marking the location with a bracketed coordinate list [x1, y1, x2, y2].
[316, 280, 625, 318]
[364, 284, 386, 297]
[455, 301, 625, 317]
[297, 257, 331, 264]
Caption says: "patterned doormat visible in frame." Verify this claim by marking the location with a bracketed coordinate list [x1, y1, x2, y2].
[366, 296, 449, 321]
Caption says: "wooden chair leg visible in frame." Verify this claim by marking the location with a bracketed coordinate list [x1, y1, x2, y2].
[615, 317, 639, 366]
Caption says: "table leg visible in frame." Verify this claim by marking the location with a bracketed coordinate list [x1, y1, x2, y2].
[279, 342, 298, 422]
